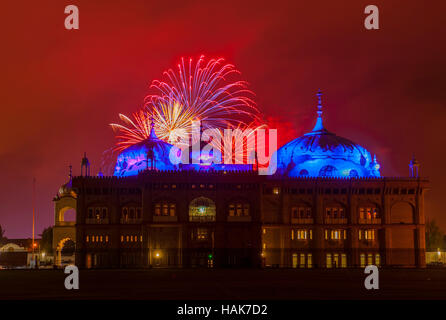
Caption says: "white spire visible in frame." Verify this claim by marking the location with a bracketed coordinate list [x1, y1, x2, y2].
[312, 89, 325, 132]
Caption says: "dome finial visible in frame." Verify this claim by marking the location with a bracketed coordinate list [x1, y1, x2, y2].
[69, 164, 72, 180]
[148, 114, 157, 139]
[312, 89, 325, 132]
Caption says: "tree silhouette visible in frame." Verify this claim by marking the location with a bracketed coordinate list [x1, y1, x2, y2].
[426, 219, 444, 251]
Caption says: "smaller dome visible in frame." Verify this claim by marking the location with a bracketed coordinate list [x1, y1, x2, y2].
[114, 125, 181, 177]
[58, 171, 76, 198]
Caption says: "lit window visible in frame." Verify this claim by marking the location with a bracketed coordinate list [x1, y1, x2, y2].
[307, 254, 313, 268]
[360, 229, 376, 240]
[326, 254, 332, 268]
[196, 228, 208, 240]
[360, 254, 366, 267]
[236, 203, 242, 216]
[86, 236, 89, 242]
[105, 235, 109, 242]
[169, 204, 176, 216]
[367, 253, 373, 265]
[333, 253, 339, 268]
[100, 236, 103, 242]
[296, 230, 308, 240]
[229, 204, 235, 216]
[189, 197, 216, 222]
[375, 254, 381, 266]
[300, 254, 305, 268]
[327, 229, 346, 240]
[121, 235, 124, 242]
[359, 207, 379, 220]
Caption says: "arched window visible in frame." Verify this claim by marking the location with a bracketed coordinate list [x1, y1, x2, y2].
[349, 169, 359, 178]
[228, 202, 250, 217]
[154, 201, 176, 217]
[189, 197, 216, 222]
[359, 207, 380, 221]
[390, 202, 414, 224]
[325, 207, 346, 219]
[121, 206, 142, 223]
[319, 165, 338, 177]
[299, 169, 309, 176]
[291, 206, 312, 219]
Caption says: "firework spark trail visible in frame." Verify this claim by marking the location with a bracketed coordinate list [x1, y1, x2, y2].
[146, 55, 261, 132]
[110, 55, 265, 154]
[110, 111, 154, 152]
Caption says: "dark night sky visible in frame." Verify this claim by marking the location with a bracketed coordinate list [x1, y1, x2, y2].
[0, 0, 445, 238]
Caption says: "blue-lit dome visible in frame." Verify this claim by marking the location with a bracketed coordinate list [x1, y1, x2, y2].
[114, 124, 252, 177]
[114, 125, 181, 177]
[270, 91, 381, 178]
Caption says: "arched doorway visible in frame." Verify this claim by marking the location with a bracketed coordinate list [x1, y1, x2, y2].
[56, 238, 76, 266]
[53, 192, 76, 267]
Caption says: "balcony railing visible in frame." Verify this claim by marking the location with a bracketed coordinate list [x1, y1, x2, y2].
[227, 215, 252, 222]
[120, 218, 142, 224]
[189, 215, 216, 222]
[358, 218, 382, 224]
[291, 218, 314, 224]
[324, 218, 348, 224]
[85, 218, 109, 224]
[153, 215, 178, 222]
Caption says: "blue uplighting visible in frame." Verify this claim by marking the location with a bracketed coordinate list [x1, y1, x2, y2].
[269, 90, 381, 178]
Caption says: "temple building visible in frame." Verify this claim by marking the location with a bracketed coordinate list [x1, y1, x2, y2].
[52, 92, 428, 269]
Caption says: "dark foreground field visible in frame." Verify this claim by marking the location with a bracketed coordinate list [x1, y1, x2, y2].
[0, 268, 445, 300]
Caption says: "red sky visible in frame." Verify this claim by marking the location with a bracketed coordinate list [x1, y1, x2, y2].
[0, 0, 445, 238]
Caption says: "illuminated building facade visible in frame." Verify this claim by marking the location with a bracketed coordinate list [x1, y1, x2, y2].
[53, 92, 428, 268]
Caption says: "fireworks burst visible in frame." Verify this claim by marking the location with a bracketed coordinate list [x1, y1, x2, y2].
[110, 110, 154, 152]
[110, 55, 265, 153]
